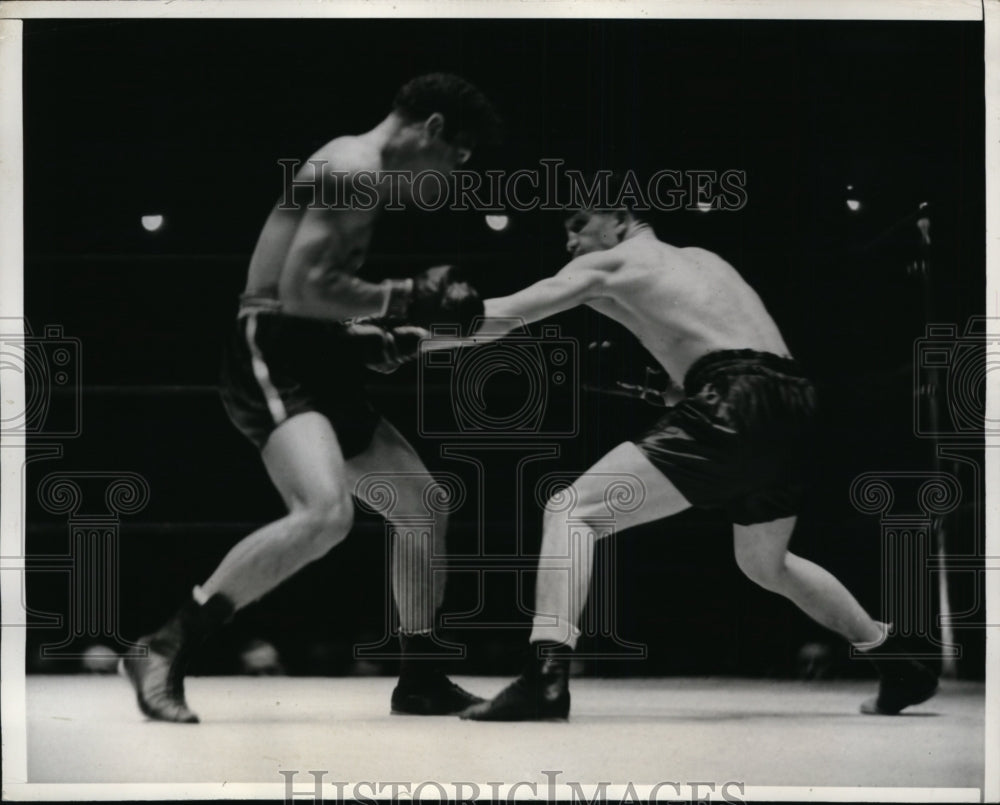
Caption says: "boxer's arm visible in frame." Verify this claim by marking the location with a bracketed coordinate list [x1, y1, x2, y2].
[286, 267, 407, 321]
[276, 203, 408, 320]
[280, 157, 404, 321]
[472, 252, 617, 340]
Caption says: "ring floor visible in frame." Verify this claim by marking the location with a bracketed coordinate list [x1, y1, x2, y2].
[20, 675, 985, 792]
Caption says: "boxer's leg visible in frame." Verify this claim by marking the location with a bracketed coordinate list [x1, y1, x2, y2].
[463, 442, 693, 721]
[733, 517, 883, 644]
[202, 412, 355, 605]
[733, 517, 937, 714]
[123, 412, 356, 723]
[347, 419, 445, 634]
[346, 418, 484, 714]
[530, 441, 694, 648]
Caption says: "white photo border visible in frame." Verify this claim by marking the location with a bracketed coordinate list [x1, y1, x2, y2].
[0, 1, 995, 802]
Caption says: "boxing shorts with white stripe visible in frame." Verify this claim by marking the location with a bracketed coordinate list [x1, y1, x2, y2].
[219, 290, 381, 457]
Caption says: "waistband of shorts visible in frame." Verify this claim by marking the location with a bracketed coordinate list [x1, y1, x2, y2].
[238, 286, 283, 317]
[682, 349, 807, 395]
[234, 294, 353, 342]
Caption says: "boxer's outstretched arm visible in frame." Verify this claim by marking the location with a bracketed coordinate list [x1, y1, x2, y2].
[472, 252, 618, 340]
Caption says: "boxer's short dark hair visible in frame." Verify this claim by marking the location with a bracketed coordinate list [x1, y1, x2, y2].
[393, 73, 502, 148]
[567, 170, 648, 222]
[603, 170, 648, 222]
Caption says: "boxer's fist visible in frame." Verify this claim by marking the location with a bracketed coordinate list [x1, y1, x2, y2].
[410, 265, 483, 333]
[344, 320, 430, 374]
[384, 265, 483, 334]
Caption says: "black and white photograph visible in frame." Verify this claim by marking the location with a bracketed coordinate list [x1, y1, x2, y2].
[0, 0, 996, 801]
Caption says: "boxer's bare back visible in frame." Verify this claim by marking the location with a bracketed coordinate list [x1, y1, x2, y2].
[481, 217, 790, 383]
[582, 236, 790, 381]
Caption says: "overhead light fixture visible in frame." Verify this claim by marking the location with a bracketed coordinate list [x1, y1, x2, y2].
[141, 214, 164, 232]
[485, 214, 510, 232]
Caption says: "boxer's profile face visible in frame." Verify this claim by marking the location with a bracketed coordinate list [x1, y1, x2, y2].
[564, 209, 625, 257]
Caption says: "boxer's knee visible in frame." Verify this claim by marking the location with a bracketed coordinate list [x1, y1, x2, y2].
[542, 490, 611, 539]
[296, 493, 355, 558]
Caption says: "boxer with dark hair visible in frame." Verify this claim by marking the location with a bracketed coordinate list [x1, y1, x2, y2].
[457, 198, 938, 721]
[122, 74, 495, 722]
[393, 73, 501, 151]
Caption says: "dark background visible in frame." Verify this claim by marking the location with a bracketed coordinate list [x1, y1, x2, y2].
[22, 18, 986, 679]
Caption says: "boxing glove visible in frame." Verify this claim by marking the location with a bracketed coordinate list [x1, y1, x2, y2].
[382, 265, 483, 334]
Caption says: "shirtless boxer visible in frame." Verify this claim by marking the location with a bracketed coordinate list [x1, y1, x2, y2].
[459, 186, 939, 720]
[122, 74, 499, 722]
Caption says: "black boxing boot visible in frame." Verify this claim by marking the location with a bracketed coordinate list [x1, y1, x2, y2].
[121, 591, 234, 723]
[858, 627, 939, 715]
[461, 641, 571, 721]
[390, 632, 484, 715]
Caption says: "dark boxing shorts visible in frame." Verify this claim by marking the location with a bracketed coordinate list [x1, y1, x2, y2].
[634, 349, 817, 526]
[219, 296, 381, 458]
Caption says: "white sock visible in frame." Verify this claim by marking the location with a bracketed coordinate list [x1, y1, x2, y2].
[853, 621, 892, 652]
[529, 618, 581, 650]
[192, 585, 209, 605]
